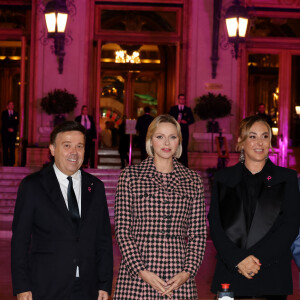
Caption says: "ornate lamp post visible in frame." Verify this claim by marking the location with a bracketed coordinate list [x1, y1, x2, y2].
[225, 0, 249, 59]
[44, 0, 69, 74]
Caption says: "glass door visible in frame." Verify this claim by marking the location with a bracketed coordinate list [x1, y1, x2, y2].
[245, 49, 300, 167]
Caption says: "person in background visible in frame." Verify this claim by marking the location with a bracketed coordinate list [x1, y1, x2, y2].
[101, 121, 112, 148]
[169, 94, 194, 167]
[118, 116, 129, 169]
[114, 114, 206, 300]
[75, 105, 96, 167]
[208, 115, 300, 300]
[11, 121, 113, 300]
[257, 103, 273, 128]
[1, 100, 19, 166]
[135, 106, 154, 161]
[109, 121, 118, 147]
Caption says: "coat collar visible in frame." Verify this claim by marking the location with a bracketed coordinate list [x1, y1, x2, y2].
[219, 159, 284, 249]
[220, 159, 280, 187]
[138, 157, 193, 190]
[39, 164, 94, 229]
[40, 164, 74, 229]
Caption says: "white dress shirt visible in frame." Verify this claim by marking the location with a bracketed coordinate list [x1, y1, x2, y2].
[53, 164, 81, 276]
[81, 115, 91, 130]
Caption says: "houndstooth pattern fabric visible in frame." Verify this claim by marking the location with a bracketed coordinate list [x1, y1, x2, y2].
[113, 157, 207, 300]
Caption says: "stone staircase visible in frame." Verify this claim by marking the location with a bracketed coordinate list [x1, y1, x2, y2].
[98, 148, 141, 169]
[0, 166, 121, 239]
[0, 166, 211, 239]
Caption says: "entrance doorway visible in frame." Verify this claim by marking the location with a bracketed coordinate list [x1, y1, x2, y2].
[242, 49, 300, 168]
[93, 3, 186, 166]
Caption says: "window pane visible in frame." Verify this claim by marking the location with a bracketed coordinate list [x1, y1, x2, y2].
[249, 17, 300, 38]
[247, 54, 279, 133]
[101, 10, 176, 32]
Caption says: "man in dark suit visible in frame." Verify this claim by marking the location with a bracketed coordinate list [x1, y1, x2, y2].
[257, 103, 273, 128]
[75, 105, 97, 167]
[11, 121, 113, 300]
[135, 106, 154, 161]
[169, 94, 194, 167]
[1, 100, 19, 166]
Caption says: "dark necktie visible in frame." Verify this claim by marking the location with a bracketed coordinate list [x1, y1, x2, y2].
[84, 116, 88, 129]
[67, 176, 80, 223]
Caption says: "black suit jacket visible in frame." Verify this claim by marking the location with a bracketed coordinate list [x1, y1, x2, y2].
[208, 160, 300, 296]
[168, 105, 194, 140]
[135, 113, 154, 145]
[75, 115, 97, 139]
[11, 165, 113, 300]
[1, 109, 19, 137]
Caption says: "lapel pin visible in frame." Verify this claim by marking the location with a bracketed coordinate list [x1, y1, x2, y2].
[267, 176, 272, 181]
[88, 187, 91, 192]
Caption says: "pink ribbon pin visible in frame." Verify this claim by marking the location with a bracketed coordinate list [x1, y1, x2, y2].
[267, 176, 272, 181]
[88, 187, 91, 192]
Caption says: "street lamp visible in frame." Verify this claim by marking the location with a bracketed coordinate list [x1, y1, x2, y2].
[225, 0, 249, 59]
[44, 0, 69, 74]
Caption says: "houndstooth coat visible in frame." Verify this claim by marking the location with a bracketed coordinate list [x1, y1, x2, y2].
[113, 157, 207, 300]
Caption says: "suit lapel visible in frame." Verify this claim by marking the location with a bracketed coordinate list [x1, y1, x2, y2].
[246, 164, 284, 249]
[219, 179, 248, 248]
[39, 165, 74, 229]
[80, 170, 94, 223]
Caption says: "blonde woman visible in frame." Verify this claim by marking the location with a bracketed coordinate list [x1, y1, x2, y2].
[208, 115, 300, 300]
[114, 114, 206, 299]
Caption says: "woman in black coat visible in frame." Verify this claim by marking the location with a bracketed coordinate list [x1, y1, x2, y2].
[208, 115, 300, 300]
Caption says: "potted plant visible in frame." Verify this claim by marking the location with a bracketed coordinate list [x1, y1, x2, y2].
[40, 89, 78, 126]
[194, 92, 232, 151]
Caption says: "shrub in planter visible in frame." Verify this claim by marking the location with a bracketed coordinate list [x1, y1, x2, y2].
[40, 89, 78, 126]
[194, 93, 232, 151]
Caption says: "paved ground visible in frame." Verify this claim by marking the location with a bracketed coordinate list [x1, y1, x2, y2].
[1, 238, 299, 299]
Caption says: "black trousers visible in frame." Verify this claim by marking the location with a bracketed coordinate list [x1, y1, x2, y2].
[2, 132, 16, 166]
[69, 278, 85, 300]
[84, 130, 93, 166]
[179, 136, 189, 167]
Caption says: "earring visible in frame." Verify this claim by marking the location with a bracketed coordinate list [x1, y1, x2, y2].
[239, 149, 245, 163]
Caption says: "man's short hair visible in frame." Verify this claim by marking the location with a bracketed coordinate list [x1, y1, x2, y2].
[144, 106, 151, 113]
[178, 93, 185, 99]
[50, 121, 86, 145]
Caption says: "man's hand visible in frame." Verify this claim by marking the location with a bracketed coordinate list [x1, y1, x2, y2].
[139, 270, 168, 295]
[162, 271, 190, 297]
[98, 290, 109, 300]
[237, 255, 261, 279]
[17, 291, 32, 300]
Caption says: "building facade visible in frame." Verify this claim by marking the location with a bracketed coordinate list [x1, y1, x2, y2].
[0, 0, 299, 170]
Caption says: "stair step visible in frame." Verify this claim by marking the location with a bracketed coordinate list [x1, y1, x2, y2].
[0, 194, 16, 200]
[0, 180, 23, 186]
[0, 207, 15, 214]
[0, 200, 16, 206]
[0, 166, 39, 173]
[98, 148, 141, 156]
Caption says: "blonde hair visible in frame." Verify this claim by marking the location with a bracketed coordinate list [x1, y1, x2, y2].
[236, 115, 272, 151]
[145, 114, 182, 158]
